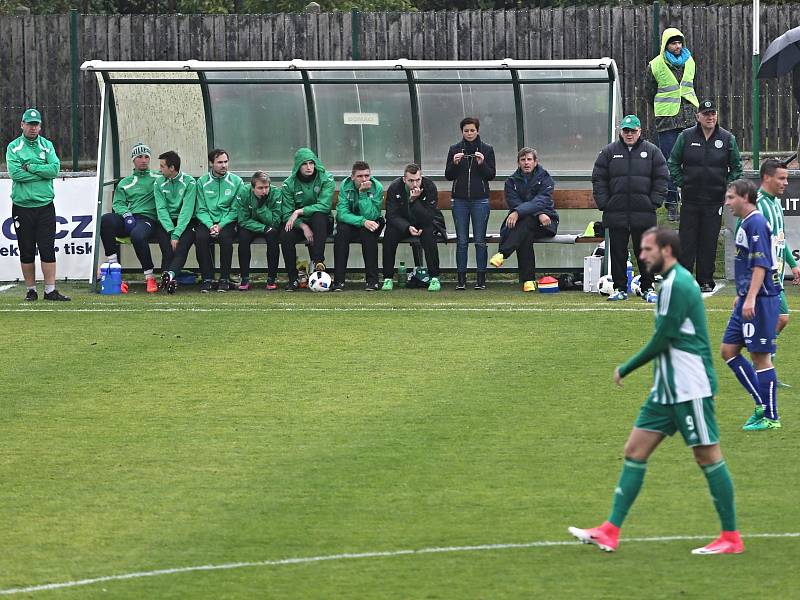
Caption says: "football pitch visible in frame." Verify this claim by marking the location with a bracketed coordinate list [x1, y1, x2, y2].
[1, 281, 798, 599]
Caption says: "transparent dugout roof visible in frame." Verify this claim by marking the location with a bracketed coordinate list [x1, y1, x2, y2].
[83, 59, 621, 180]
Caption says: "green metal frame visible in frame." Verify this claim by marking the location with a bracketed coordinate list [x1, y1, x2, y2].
[102, 72, 121, 178]
[70, 9, 80, 171]
[510, 69, 525, 149]
[90, 89, 110, 288]
[197, 71, 215, 155]
[405, 69, 422, 165]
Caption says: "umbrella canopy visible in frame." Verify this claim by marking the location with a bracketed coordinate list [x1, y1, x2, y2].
[758, 25, 800, 78]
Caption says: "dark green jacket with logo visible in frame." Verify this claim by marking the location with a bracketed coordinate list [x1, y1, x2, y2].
[155, 171, 196, 240]
[281, 147, 335, 227]
[237, 184, 284, 233]
[6, 134, 60, 208]
[196, 171, 242, 229]
[113, 169, 157, 219]
[336, 175, 384, 227]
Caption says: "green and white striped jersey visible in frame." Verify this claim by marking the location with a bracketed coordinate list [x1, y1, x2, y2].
[756, 188, 793, 289]
[619, 263, 717, 404]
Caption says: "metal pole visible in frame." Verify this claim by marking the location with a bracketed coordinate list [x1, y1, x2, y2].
[752, 0, 761, 167]
[652, 1, 660, 59]
[70, 9, 80, 172]
[351, 8, 360, 61]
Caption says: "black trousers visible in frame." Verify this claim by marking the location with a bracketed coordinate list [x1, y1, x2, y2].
[334, 219, 385, 285]
[498, 214, 555, 283]
[280, 212, 333, 280]
[164, 225, 197, 274]
[12, 203, 56, 263]
[679, 202, 723, 286]
[382, 223, 441, 279]
[100, 212, 171, 272]
[238, 227, 280, 280]
[608, 226, 653, 293]
[195, 222, 237, 281]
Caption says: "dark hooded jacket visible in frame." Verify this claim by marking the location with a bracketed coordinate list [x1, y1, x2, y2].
[501, 163, 559, 237]
[385, 176, 447, 241]
[444, 135, 496, 199]
[592, 135, 669, 230]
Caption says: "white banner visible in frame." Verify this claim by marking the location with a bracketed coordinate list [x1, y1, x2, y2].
[0, 175, 96, 281]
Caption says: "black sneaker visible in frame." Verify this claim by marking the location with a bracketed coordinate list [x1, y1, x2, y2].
[285, 279, 300, 292]
[199, 280, 214, 293]
[332, 282, 345, 292]
[162, 271, 177, 295]
[44, 289, 71, 301]
[365, 281, 379, 291]
[217, 279, 233, 292]
[25, 289, 38, 301]
[700, 283, 714, 294]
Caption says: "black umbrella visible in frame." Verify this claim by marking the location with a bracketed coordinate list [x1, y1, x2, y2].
[757, 25, 800, 79]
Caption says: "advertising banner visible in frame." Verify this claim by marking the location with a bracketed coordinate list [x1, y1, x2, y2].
[0, 175, 96, 281]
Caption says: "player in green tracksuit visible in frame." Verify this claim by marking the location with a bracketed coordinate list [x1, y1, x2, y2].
[195, 148, 242, 292]
[280, 147, 335, 290]
[155, 151, 197, 295]
[569, 226, 743, 555]
[6, 108, 69, 301]
[333, 161, 385, 291]
[236, 171, 284, 291]
[100, 142, 171, 293]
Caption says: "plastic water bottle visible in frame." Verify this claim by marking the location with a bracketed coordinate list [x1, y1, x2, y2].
[398, 261, 406, 288]
[100, 261, 122, 295]
[626, 254, 633, 294]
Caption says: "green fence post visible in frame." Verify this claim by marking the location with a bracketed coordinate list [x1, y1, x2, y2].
[70, 8, 80, 172]
[351, 8, 360, 61]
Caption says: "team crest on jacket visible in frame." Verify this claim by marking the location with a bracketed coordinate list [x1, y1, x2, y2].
[39, 152, 45, 159]
[640, 151, 648, 158]
[715, 140, 724, 148]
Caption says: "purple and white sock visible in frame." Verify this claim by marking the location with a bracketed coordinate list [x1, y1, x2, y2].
[756, 367, 778, 420]
[726, 355, 762, 406]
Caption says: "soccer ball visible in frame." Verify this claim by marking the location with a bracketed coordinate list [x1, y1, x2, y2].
[631, 274, 642, 297]
[308, 270, 332, 292]
[597, 274, 615, 296]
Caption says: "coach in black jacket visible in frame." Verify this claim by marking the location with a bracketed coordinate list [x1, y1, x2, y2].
[382, 164, 446, 284]
[668, 100, 743, 292]
[592, 114, 669, 299]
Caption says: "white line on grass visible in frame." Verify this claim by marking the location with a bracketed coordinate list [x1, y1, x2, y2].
[0, 306, 734, 314]
[1, 532, 797, 595]
[0, 284, 16, 293]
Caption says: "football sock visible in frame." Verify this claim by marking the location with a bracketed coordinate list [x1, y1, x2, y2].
[44, 284, 55, 294]
[27, 286, 36, 292]
[144, 269, 154, 278]
[726, 355, 762, 406]
[608, 457, 647, 528]
[701, 460, 736, 532]
[756, 367, 778, 420]
[106, 253, 118, 264]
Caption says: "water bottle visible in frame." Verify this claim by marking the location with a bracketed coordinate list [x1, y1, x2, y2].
[100, 261, 122, 295]
[626, 254, 633, 294]
[398, 261, 406, 288]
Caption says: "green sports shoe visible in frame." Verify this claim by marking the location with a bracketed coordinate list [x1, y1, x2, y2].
[742, 405, 765, 429]
[743, 417, 782, 432]
[381, 278, 394, 291]
[427, 277, 441, 292]
[776, 380, 792, 388]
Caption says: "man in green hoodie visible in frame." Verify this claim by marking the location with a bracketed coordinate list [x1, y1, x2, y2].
[237, 171, 284, 291]
[333, 161, 385, 291]
[280, 147, 335, 291]
[195, 148, 242, 292]
[155, 151, 197, 295]
[100, 142, 170, 294]
[6, 108, 69, 301]
[648, 27, 700, 222]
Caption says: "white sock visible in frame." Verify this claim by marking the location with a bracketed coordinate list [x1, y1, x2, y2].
[107, 254, 118, 263]
[44, 284, 55, 294]
[144, 269, 154, 279]
[27, 285, 36, 291]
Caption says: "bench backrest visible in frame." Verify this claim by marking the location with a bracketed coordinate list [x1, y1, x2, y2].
[330, 189, 596, 211]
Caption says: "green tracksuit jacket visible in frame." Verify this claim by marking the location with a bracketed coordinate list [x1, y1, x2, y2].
[5, 134, 60, 208]
[281, 147, 335, 227]
[113, 169, 157, 219]
[237, 184, 284, 233]
[336, 176, 384, 227]
[155, 172, 197, 240]
[196, 171, 242, 229]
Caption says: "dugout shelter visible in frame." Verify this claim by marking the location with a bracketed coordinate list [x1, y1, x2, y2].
[81, 58, 622, 281]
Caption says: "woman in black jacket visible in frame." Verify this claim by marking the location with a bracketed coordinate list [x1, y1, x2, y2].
[444, 117, 496, 289]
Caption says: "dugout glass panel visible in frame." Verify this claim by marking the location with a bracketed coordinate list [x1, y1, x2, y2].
[308, 70, 413, 174]
[521, 82, 610, 172]
[416, 70, 517, 176]
[206, 71, 309, 175]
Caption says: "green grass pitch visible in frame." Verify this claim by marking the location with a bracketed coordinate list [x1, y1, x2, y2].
[1, 280, 798, 598]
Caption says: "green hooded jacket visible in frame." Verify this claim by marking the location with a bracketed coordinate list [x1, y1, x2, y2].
[5, 134, 60, 208]
[154, 171, 197, 240]
[113, 169, 157, 219]
[336, 176, 384, 227]
[195, 171, 243, 229]
[281, 148, 335, 226]
[237, 183, 284, 233]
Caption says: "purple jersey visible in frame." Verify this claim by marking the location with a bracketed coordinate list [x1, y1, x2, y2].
[734, 211, 779, 297]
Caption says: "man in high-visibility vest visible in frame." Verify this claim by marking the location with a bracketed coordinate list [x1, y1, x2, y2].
[648, 27, 700, 222]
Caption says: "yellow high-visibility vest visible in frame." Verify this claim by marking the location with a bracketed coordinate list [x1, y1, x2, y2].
[649, 56, 699, 116]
